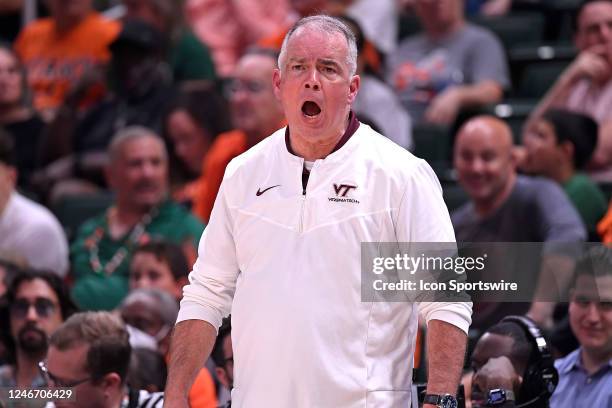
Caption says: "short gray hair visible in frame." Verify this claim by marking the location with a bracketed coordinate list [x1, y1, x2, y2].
[121, 288, 178, 327]
[108, 126, 167, 164]
[278, 15, 358, 76]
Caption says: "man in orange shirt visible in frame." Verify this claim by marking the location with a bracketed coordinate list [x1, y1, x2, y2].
[193, 49, 285, 222]
[14, 0, 120, 119]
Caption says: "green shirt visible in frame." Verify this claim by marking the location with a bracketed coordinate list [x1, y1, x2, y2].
[70, 200, 204, 310]
[563, 173, 608, 235]
[169, 30, 217, 82]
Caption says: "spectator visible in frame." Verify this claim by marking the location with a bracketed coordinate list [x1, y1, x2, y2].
[0, 269, 76, 387]
[469, 316, 558, 408]
[40, 18, 177, 187]
[0, 259, 19, 298]
[120, 288, 218, 408]
[0, 130, 69, 276]
[122, 0, 216, 82]
[452, 116, 586, 329]
[129, 241, 190, 301]
[70, 126, 204, 311]
[550, 247, 612, 408]
[192, 48, 285, 222]
[186, 0, 292, 76]
[41, 311, 164, 407]
[521, 109, 608, 237]
[14, 0, 120, 119]
[211, 319, 232, 408]
[339, 15, 413, 149]
[163, 87, 232, 205]
[389, 0, 509, 125]
[0, 44, 46, 191]
[529, 0, 612, 179]
[598, 200, 612, 242]
[127, 347, 167, 393]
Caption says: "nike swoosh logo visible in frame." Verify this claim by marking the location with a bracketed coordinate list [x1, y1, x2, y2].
[256, 185, 280, 196]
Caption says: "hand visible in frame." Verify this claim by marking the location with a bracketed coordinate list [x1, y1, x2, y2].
[472, 357, 521, 407]
[565, 46, 611, 85]
[526, 302, 554, 330]
[481, 0, 512, 17]
[425, 88, 462, 125]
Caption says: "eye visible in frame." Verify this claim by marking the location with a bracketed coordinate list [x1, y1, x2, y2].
[323, 66, 336, 73]
[291, 64, 304, 71]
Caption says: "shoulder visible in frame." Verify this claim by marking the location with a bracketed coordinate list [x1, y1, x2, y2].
[10, 194, 64, 232]
[19, 18, 54, 37]
[83, 13, 121, 37]
[451, 202, 475, 225]
[554, 348, 580, 374]
[131, 389, 164, 408]
[462, 23, 502, 45]
[515, 175, 565, 199]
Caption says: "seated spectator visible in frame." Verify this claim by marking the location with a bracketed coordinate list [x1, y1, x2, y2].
[0, 44, 46, 191]
[389, 0, 509, 125]
[41, 19, 176, 169]
[211, 318, 233, 408]
[41, 311, 164, 407]
[339, 15, 413, 149]
[186, 0, 292, 76]
[120, 288, 218, 408]
[70, 126, 204, 311]
[452, 116, 586, 329]
[193, 49, 285, 222]
[469, 316, 558, 408]
[550, 247, 612, 408]
[14, 0, 120, 119]
[529, 0, 612, 179]
[127, 347, 167, 393]
[0, 269, 76, 387]
[123, 0, 217, 82]
[129, 241, 190, 300]
[521, 109, 608, 237]
[163, 87, 232, 204]
[0, 130, 69, 276]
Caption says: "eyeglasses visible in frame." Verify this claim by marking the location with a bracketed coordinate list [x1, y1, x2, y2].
[38, 361, 92, 388]
[226, 79, 266, 95]
[10, 298, 57, 318]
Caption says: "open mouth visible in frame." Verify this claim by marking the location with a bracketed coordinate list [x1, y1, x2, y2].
[301, 101, 321, 117]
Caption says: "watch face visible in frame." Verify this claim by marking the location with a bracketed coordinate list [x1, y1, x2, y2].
[441, 395, 458, 408]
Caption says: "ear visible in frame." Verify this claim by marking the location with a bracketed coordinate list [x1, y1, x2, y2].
[101, 372, 122, 391]
[272, 68, 282, 101]
[215, 367, 230, 389]
[347, 74, 360, 104]
[174, 277, 189, 300]
[7, 167, 17, 187]
[560, 141, 575, 163]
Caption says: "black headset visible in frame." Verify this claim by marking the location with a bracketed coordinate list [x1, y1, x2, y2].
[501, 316, 559, 407]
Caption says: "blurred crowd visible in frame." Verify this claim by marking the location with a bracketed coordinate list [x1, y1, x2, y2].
[0, 0, 611, 407]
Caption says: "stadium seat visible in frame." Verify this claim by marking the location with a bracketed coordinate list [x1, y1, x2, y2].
[469, 12, 545, 49]
[412, 124, 453, 172]
[53, 192, 115, 241]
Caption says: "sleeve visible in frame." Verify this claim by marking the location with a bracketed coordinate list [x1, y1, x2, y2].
[468, 29, 511, 90]
[177, 177, 239, 332]
[533, 180, 586, 244]
[395, 159, 473, 334]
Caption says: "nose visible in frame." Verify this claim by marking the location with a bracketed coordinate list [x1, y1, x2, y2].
[585, 303, 601, 323]
[304, 68, 320, 91]
[26, 304, 39, 321]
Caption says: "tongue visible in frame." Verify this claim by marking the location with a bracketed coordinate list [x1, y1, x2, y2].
[302, 101, 321, 116]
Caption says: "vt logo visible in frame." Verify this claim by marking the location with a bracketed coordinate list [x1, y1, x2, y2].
[333, 183, 357, 197]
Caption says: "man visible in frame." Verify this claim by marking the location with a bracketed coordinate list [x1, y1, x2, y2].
[452, 116, 586, 329]
[14, 0, 120, 118]
[550, 247, 612, 408]
[70, 126, 204, 311]
[211, 319, 232, 408]
[0, 269, 75, 388]
[0, 130, 69, 276]
[389, 0, 509, 125]
[529, 0, 612, 178]
[521, 109, 608, 236]
[192, 48, 285, 222]
[469, 317, 556, 408]
[42, 311, 164, 407]
[166, 16, 472, 407]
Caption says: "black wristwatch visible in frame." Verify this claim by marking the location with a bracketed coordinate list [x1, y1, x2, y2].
[423, 393, 458, 408]
[487, 388, 515, 406]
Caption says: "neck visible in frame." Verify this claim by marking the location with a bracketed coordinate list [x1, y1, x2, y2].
[290, 116, 349, 161]
[474, 173, 517, 216]
[54, 14, 86, 34]
[15, 350, 44, 387]
[550, 163, 574, 184]
[0, 105, 30, 124]
[425, 19, 464, 41]
[0, 189, 13, 216]
[580, 347, 612, 375]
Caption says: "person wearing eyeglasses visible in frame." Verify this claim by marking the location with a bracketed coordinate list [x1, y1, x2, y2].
[0, 269, 76, 389]
[191, 48, 286, 223]
[40, 311, 164, 408]
[550, 247, 612, 408]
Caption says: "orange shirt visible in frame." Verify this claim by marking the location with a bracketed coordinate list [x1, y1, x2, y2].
[597, 201, 612, 244]
[188, 367, 218, 408]
[14, 13, 120, 113]
[193, 130, 248, 223]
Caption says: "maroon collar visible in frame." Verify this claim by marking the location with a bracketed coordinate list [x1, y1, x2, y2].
[284, 111, 360, 157]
